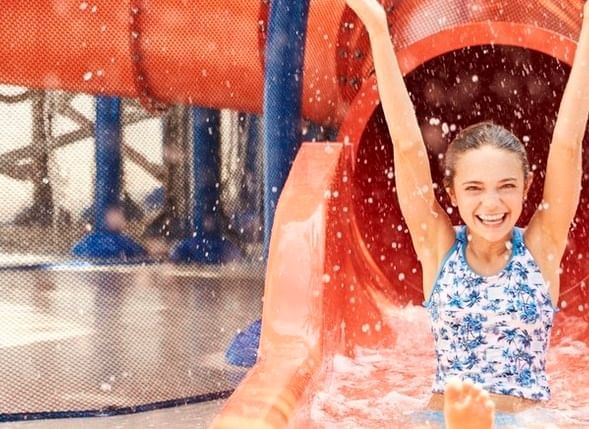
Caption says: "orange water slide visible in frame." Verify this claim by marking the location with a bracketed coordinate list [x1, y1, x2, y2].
[0, 0, 356, 124]
[209, 140, 400, 428]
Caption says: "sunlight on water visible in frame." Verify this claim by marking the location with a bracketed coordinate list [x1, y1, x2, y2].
[295, 305, 589, 428]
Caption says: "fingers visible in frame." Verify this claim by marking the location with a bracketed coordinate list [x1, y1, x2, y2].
[444, 377, 463, 402]
[344, 0, 388, 33]
[461, 378, 480, 398]
[484, 398, 496, 412]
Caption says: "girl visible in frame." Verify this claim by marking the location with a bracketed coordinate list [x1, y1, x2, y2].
[345, 0, 589, 427]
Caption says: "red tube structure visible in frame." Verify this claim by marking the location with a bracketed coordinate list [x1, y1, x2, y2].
[0, 0, 350, 124]
[0, 0, 587, 125]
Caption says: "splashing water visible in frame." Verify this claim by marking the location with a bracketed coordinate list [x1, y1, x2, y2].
[292, 305, 589, 428]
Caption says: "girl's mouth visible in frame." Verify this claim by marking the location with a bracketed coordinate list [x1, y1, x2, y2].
[476, 213, 507, 226]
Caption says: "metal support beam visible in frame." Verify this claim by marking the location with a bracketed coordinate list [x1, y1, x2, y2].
[171, 107, 241, 263]
[72, 96, 145, 259]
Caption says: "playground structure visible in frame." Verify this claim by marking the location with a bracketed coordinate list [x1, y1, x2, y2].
[0, 0, 588, 427]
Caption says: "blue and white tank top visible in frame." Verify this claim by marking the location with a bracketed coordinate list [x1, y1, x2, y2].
[424, 226, 558, 401]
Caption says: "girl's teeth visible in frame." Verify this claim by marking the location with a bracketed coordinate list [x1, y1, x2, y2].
[478, 214, 505, 224]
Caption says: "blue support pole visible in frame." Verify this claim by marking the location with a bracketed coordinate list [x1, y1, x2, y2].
[263, 0, 311, 257]
[245, 114, 264, 243]
[170, 107, 241, 263]
[231, 114, 263, 244]
[226, 0, 311, 368]
[72, 96, 146, 259]
[94, 96, 121, 231]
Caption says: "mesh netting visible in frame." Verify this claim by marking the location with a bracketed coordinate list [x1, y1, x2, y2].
[0, 89, 264, 259]
[0, 86, 265, 418]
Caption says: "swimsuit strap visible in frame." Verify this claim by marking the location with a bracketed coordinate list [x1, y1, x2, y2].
[512, 227, 525, 257]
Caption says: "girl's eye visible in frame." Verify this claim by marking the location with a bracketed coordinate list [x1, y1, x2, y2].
[501, 183, 516, 189]
[465, 186, 480, 192]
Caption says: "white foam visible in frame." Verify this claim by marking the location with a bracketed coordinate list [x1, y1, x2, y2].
[306, 305, 589, 428]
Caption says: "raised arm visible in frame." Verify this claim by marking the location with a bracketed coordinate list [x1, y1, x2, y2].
[345, 0, 454, 269]
[526, 2, 589, 299]
[527, 3, 589, 247]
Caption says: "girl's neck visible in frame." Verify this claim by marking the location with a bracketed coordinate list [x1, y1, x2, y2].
[465, 228, 513, 262]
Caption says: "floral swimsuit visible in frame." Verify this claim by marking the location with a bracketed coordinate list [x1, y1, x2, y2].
[424, 226, 558, 400]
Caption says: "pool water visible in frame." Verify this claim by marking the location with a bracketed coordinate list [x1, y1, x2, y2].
[293, 305, 589, 428]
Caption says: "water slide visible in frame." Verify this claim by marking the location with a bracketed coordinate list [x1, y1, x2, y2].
[1, 0, 589, 427]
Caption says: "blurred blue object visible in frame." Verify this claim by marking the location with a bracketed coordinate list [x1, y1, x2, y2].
[170, 234, 242, 264]
[72, 230, 146, 259]
[225, 319, 261, 367]
[144, 187, 165, 210]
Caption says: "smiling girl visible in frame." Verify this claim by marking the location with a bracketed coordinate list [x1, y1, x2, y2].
[345, 0, 589, 427]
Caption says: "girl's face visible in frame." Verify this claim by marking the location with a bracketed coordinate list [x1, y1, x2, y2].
[447, 145, 532, 243]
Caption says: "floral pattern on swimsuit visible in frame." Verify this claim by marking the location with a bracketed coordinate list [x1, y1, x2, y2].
[424, 226, 558, 401]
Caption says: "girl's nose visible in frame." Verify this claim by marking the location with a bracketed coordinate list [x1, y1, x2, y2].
[481, 191, 502, 207]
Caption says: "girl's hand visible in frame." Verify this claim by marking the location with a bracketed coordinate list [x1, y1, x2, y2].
[345, 0, 389, 35]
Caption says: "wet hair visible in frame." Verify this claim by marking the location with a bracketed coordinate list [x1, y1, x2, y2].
[443, 121, 530, 189]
